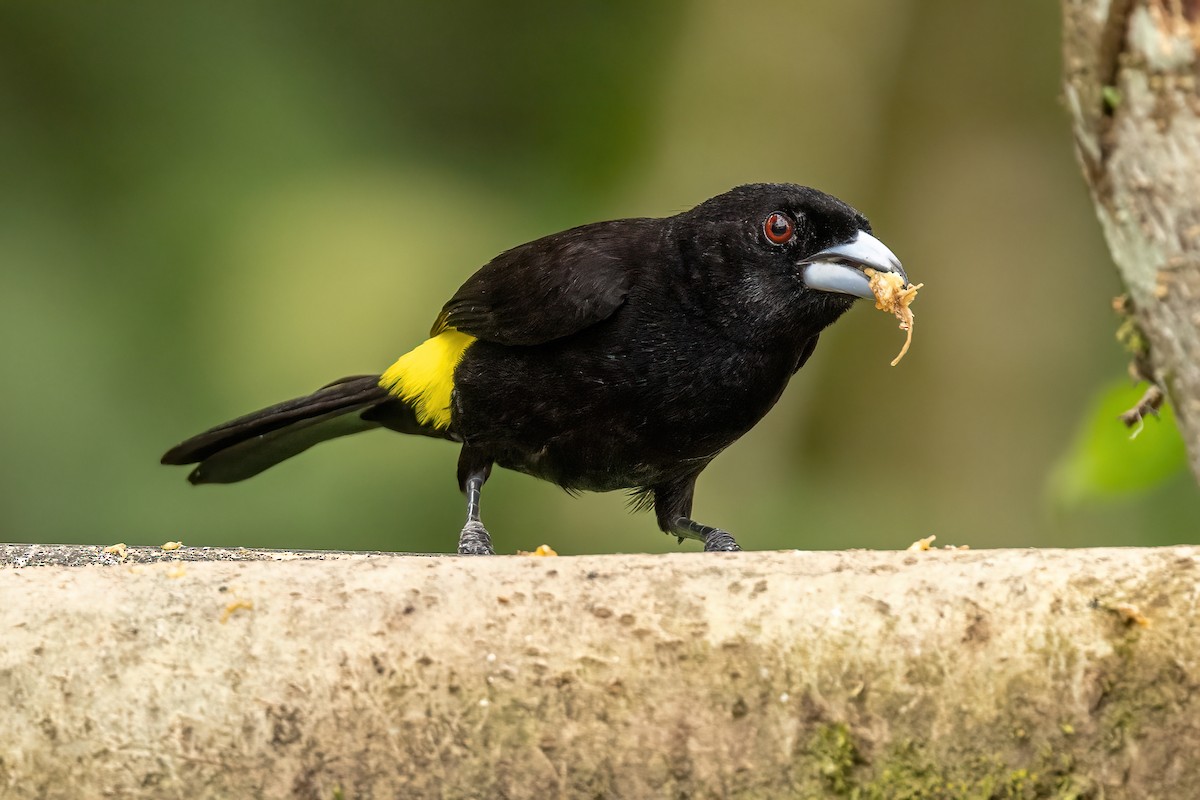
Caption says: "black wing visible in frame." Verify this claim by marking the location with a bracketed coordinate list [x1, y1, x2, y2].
[433, 218, 656, 346]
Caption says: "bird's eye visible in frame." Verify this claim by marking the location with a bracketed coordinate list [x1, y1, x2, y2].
[763, 212, 794, 245]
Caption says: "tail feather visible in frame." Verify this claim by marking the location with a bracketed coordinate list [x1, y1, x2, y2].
[185, 406, 382, 484]
[162, 375, 391, 484]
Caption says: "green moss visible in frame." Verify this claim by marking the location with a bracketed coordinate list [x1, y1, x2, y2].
[1116, 316, 1148, 356]
[409, 580, 1191, 799]
[869, 742, 968, 799]
[809, 722, 861, 795]
[792, 730, 1093, 800]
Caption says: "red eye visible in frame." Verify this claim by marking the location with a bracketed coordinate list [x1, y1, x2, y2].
[764, 212, 793, 244]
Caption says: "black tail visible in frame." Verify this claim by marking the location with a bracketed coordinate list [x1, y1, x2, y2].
[162, 375, 393, 485]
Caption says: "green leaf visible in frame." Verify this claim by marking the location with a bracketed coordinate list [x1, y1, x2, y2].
[1050, 381, 1188, 507]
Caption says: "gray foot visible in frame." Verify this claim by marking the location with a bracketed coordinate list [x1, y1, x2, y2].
[703, 529, 741, 552]
[458, 520, 495, 555]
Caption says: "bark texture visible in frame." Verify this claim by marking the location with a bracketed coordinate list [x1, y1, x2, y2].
[1063, 0, 1200, 480]
[2, 545, 1200, 799]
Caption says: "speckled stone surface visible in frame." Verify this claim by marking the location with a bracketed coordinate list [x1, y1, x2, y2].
[0, 542, 438, 568]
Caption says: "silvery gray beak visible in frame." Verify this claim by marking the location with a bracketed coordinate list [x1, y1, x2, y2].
[800, 230, 907, 299]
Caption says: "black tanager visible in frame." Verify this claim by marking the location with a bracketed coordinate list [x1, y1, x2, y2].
[162, 183, 907, 553]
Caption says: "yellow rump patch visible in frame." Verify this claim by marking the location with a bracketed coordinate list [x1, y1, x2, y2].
[380, 329, 476, 429]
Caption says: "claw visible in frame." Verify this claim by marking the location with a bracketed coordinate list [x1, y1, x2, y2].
[458, 520, 495, 555]
[703, 530, 741, 552]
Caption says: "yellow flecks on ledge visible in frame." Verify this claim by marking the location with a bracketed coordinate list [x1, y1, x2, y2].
[519, 544, 558, 557]
[380, 329, 476, 429]
[907, 535, 936, 552]
[220, 599, 254, 624]
[103, 543, 128, 559]
[906, 535, 970, 552]
[1113, 602, 1150, 627]
[161, 540, 183, 551]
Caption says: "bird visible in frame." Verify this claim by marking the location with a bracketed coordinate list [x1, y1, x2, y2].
[162, 183, 907, 554]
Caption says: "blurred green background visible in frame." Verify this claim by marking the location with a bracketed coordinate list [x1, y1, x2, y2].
[2, 1, 1196, 555]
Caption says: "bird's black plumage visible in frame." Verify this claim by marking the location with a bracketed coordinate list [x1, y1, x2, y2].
[162, 183, 907, 553]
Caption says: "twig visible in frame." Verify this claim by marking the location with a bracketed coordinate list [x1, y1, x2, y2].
[1120, 384, 1165, 438]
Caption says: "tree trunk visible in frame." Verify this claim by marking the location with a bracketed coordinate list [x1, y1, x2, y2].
[3, 544, 1199, 798]
[1062, 0, 1200, 481]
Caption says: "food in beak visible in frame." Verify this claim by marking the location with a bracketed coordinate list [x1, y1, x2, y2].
[864, 269, 923, 366]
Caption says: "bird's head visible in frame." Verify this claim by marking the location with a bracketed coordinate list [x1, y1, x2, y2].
[673, 183, 906, 345]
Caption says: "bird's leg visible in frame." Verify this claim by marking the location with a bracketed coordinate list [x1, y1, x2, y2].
[457, 448, 494, 555]
[671, 518, 741, 552]
[653, 474, 742, 552]
[458, 474, 493, 555]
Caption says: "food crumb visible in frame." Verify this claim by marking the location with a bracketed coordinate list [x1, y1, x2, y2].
[161, 541, 183, 551]
[1113, 602, 1150, 627]
[864, 268, 923, 366]
[519, 544, 558, 557]
[907, 535, 936, 552]
[220, 599, 254, 624]
[103, 543, 128, 559]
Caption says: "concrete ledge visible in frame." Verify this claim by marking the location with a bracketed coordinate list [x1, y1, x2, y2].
[0, 542, 431, 568]
[2, 545, 1198, 798]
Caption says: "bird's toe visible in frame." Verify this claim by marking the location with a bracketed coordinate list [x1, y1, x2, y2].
[703, 530, 741, 552]
[457, 521, 495, 555]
